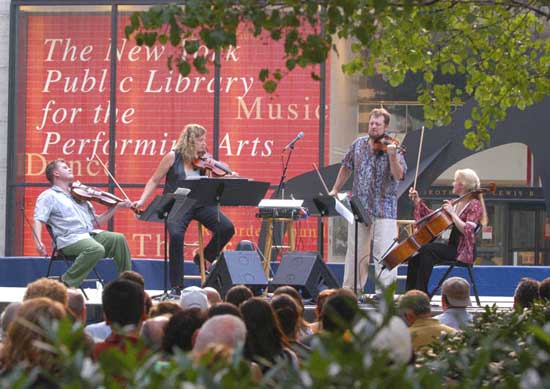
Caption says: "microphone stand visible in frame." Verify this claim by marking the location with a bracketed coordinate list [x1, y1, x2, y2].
[275, 145, 296, 199]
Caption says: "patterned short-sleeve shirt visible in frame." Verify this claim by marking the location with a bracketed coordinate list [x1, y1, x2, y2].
[342, 136, 407, 220]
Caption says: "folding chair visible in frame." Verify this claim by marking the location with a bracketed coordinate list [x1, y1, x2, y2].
[428, 225, 482, 307]
[45, 225, 104, 300]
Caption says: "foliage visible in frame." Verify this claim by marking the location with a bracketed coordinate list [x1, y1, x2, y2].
[126, 1, 550, 149]
[5, 299, 550, 387]
[417, 302, 550, 387]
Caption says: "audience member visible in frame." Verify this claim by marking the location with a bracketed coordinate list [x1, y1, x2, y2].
[271, 294, 311, 360]
[203, 286, 222, 306]
[2, 298, 66, 383]
[193, 314, 247, 355]
[0, 302, 21, 341]
[162, 308, 207, 354]
[398, 290, 456, 352]
[321, 291, 359, 334]
[149, 301, 183, 318]
[435, 277, 473, 330]
[240, 297, 298, 373]
[539, 277, 550, 301]
[67, 288, 87, 323]
[225, 284, 253, 307]
[118, 270, 145, 289]
[140, 315, 170, 351]
[23, 277, 68, 306]
[272, 286, 313, 338]
[310, 289, 336, 333]
[180, 286, 209, 312]
[514, 277, 541, 310]
[208, 302, 243, 319]
[93, 279, 146, 359]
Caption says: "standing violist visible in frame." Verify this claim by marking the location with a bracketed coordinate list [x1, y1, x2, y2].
[133, 124, 236, 295]
[329, 108, 407, 297]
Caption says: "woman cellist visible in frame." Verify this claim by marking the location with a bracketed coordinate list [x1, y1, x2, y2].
[406, 168, 488, 293]
[133, 124, 236, 295]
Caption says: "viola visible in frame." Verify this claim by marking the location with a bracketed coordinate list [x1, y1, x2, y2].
[382, 183, 496, 270]
[372, 134, 406, 154]
[70, 182, 142, 214]
[192, 152, 233, 177]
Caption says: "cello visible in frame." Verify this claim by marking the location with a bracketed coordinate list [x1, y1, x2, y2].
[382, 183, 495, 270]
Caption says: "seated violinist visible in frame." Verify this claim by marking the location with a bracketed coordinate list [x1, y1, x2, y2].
[32, 159, 133, 288]
[406, 168, 488, 294]
[133, 124, 236, 295]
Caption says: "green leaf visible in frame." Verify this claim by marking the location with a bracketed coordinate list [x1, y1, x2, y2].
[259, 68, 269, 82]
[177, 59, 191, 77]
[263, 80, 277, 93]
[185, 40, 200, 54]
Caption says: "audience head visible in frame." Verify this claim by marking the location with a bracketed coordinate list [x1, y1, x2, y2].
[441, 277, 471, 309]
[2, 298, 66, 371]
[270, 294, 300, 341]
[398, 290, 431, 326]
[67, 288, 86, 323]
[539, 278, 550, 301]
[240, 297, 288, 362]
[149, 301, 183, 318]
[225, 285, 253, 307]
[102, 279, 145, 329]
[180, 286, 209, 312]
[193, 314, 247, 355]
[514, 277, 540, 310]
[321, 291, 359, 333]
[118, 270, 145, 290]
[24, 278, 68, 306]
[315, 289, 337, 320]
[208, 302, 243, 319]
[162, 308, 207, 353]
[140, 315, 170, 351]
[0, 302, 21, 340]
[203, 287, 222, 306]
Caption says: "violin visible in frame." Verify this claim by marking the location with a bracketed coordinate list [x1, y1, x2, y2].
[70, 182, 142, 214]
[192, 152, 233, 177]
[372, 134, 406, 154]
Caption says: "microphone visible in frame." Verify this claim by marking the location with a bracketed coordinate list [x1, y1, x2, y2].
[283, 131, 304, 151]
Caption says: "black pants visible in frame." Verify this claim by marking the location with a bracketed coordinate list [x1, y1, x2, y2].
[406, 242, 457, 294]
[167, 205, 235, 288]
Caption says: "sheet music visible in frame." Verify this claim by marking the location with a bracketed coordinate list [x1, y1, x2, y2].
[174, 187, 191, 196]
[335, 198, 354, 225]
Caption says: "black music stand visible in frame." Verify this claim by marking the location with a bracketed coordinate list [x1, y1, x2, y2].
[176, 178, 270, 276]
[349, 197, 371, 295]
[138, 193, 195, 300]
[312, 195, 341, 259]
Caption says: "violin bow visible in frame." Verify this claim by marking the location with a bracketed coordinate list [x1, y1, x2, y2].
[92, 153, 132, 202]
[312, 162, 330, 195]
[412, 126, 425, 191]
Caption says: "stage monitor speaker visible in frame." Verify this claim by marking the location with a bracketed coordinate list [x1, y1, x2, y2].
[204, 250, 268, 298]
[271, 252, 339, 300]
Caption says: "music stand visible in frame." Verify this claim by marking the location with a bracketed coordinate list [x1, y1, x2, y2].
[176, 178, 270, 281]
[138, 193, 195, 300]
[349, 196, 371, 295]
[312, 195, 341, 259]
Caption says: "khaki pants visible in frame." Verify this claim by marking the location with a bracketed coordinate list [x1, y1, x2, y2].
[342, 218, 398, 294]
[60, 231, 132, 287]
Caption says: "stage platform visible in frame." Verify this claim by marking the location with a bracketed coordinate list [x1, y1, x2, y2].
[0, 256, 545, 323]
[0, 286, 514, 324]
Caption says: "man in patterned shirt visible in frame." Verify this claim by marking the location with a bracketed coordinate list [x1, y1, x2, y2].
[32, 159, 132, 288]
[329, 108, 406, 295]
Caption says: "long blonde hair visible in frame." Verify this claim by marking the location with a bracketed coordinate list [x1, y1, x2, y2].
[174, 124, 207, 162]
[454, 168, 488, 226]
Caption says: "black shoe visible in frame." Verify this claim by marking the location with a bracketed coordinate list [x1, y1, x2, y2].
[170, 286, 183, 296]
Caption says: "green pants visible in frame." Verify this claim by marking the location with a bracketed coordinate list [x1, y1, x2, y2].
[60, 231, 132, 288]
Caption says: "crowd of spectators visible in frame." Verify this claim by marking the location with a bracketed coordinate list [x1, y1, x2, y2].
[1, 272, 549, 385]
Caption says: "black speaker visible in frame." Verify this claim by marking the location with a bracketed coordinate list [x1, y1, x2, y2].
[271, 252, 339, 300]
[204, 251, 268, 298]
